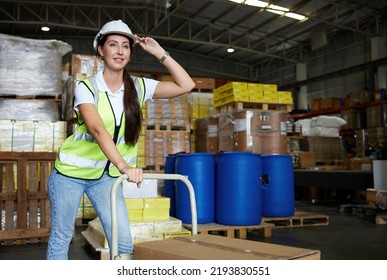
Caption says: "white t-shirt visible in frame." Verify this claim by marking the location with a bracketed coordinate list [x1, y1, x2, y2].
[74, 71, 158, 125]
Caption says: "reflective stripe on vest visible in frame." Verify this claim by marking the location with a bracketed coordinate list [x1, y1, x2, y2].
[55, 75, 145, 179]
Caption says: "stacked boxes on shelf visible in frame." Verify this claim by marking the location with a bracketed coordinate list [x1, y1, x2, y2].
[143, 129, 190, 168]
[71, 54, 104, 83]
[194, 115, 219, 153]
[64, 54, 105, 123]
[303, 137, 343, 163]
[142, 95, 191, 170]
[188, 92, 216, 152]
[144, 95, 190, 128]
[188, 92, 215, 130]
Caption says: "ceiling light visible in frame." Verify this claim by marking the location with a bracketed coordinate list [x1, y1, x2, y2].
[285, 12, 307, 21]
[41, 26, 50, 32]
[245, 0, 267, 8]
[267, 9, 284, 16]
[227, 47, 235, 53]
[228, 0, 307, 21]
[268, 4, 288, 12]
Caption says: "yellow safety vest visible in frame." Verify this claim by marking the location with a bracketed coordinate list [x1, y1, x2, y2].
[55, 76, 145, 179]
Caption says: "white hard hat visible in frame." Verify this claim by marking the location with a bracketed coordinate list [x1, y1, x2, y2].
[93, 19, 136, 50]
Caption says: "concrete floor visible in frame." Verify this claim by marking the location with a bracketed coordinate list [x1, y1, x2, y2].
[1, 200, 386, 260]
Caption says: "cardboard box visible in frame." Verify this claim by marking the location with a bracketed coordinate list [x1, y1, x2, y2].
[192, 77, 216, 90]
[320, 97, 342, 110]
[134, 234, 320, 260]
[311, 99, 321, 111]
[290, 152, 316, 169]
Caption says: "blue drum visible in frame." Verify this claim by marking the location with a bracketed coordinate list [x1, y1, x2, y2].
[175, 153, 216, 224]
[216, 152, 262, 226]
[261, 154, 295, 217]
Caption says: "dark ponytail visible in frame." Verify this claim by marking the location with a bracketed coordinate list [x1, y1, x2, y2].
[123, 69, 142, 146]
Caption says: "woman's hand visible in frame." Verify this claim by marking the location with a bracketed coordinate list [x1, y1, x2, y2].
[121, 166, 143, 188]
[135, 35, 165, 60]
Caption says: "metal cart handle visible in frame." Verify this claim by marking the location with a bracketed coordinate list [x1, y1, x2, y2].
[111, 173, 197, 260]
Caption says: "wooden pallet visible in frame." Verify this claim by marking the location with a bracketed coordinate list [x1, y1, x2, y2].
[0, 152, 56, 245]
[0, 95, 61, 101]
[216, 101, 293, 113]
[183, 222, 274, 239]
[143, 165, 165, 173]
[262, 211, 329, 228]
[81, 228, 110, 260]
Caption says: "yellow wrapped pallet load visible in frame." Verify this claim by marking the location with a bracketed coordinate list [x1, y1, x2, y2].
[277, 91, 293, 104]
[248, 83, 264, 102]
[213, 82, 249, 107]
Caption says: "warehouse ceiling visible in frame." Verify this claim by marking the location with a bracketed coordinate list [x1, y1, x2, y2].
[1, 0, 387, 81]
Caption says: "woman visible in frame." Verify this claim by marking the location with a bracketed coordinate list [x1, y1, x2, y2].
[46, 19, 195, 260]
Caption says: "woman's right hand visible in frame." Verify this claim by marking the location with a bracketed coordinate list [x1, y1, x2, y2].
[122, 167, 143, 188]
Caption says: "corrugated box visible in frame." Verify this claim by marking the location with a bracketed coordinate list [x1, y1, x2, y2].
[134, 234, 320, 260]
[320, 97, 342, 110]
[192, 77, 216, 90]
[311, 99, 321, 111]
[290, 152, 316, 169]
[194, 116, 218, 153]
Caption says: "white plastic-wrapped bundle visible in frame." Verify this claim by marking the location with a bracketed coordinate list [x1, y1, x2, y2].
[0, 99, 60, 121]
[296, 115, 347, 137]
[0, 33, 72, 97]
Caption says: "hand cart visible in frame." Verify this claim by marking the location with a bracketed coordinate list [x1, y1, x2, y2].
[110, 173, 197, 260]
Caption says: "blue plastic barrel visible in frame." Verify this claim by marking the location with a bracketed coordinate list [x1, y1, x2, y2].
[216, 152, 262, 226]
[175, 153, 216, 224]
[164, 155, 176, 216]
[261, 154, 295, 217]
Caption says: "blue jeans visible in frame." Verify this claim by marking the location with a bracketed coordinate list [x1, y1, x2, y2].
[46, 168, 132, 260]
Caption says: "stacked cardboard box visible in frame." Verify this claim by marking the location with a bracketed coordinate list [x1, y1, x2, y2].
[188, 92, 215, 130]
[366, 105, 387, 128]
[125, 197, 170, 222]
[144, 95, 190, 128]
[213, 82, 249, 107]
[218, 109, 288, 154]
[142, 129, 190, 167]
[83, 198, 190, 248]
[194, 116, 218, 153]
[303, 137, 343, 163]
